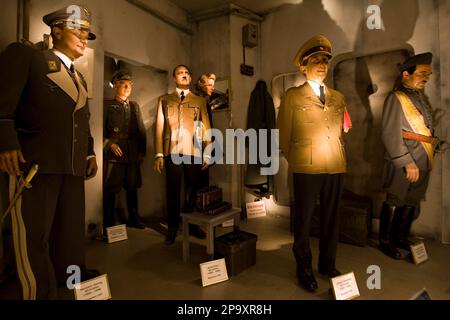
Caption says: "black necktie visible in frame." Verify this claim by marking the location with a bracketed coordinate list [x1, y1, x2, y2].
[67, 63, 78, 89]
[319, 85, 326, 105]
[180, 91, 185, 102]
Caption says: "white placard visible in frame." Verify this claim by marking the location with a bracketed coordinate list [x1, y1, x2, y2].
[74, 274, 111, 300]
[200, 258, 229, 287]
[106, 224, 128, 244]
[246, 201, 266, 219]
[331, 272, 360, 300]
[222, 219, 234, 227]
[410, 242, 429, 265]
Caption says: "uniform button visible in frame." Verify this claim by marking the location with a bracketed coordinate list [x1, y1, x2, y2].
[327, 136, 330, 140]
[326, 126, 330, 130]
[74, 139, 78, 143]
[74, 124, 78, 128]
[325, 118, 328, 121]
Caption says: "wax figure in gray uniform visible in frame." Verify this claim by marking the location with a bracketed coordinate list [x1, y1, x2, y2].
[103, 70, 146, 232]
[379, 53, 437, 259]
[0, 5, 99, 299]
[278, 35, 352, 293]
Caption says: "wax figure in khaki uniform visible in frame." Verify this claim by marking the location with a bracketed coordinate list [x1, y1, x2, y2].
[0, 5, 99, 299]
[277, 35, 352, 293]
[103, 71, 147, 232]
[379, 53, 437, 259]
[153, 65, 211, 245]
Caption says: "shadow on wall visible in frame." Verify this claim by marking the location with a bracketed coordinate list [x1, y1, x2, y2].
[269, 0, 350, 206]
[263, 0, 350, 75]
[103, 55, 169, 221]
[336, 0, 419, 215]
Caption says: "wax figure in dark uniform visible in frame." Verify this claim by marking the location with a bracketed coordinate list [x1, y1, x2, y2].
[379, 53, 437, 259]
[277, 35, 352, 293]
[194, 73, 218, 188]
[103, 70, 146, 232]
[153, 65, 211, 245]
[0, 5, 99, 299]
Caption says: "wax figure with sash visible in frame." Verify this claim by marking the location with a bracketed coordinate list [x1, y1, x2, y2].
[0, 5, 99, 299]
[379, 52, 438, 259]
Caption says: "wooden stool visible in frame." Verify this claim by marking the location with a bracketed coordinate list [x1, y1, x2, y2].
[181, 208, 241, 262]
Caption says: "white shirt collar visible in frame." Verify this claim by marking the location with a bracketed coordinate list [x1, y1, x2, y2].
[307, 80, 326, 97]
[53, 49, 73, 70]
[176, 88, 190, 98]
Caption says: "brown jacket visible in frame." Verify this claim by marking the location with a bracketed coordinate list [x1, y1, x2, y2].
[277, 83, 349, 174]
[155, 91, 211, 158]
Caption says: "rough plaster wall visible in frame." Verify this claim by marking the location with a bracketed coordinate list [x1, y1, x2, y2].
[438, 0, 450, 244]
[191, 16, 234, 203]
[261, 0, 444, 239]
[24, 0, 191, 230]
[229, 15, 262, 208]
[0, 0, 17, 218]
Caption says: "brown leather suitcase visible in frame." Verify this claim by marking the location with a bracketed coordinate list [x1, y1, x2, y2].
[196, 186, 223, 211]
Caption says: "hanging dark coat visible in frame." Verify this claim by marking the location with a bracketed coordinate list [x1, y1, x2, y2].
[245, 80, 276, 194]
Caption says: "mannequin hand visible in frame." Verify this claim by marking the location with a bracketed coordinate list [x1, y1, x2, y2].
[153, 157, 164, 174]
[405, 162, 419, 183]
[0, 150, 26, 176]
[85, 157, 98, 180]
[110, 144, 123, 157]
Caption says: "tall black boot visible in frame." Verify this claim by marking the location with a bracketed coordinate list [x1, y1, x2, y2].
[379, 202, 402, 259]
[394, 206, 416, 250]
[126, 190, 145, 229]
[103, 192, 117, 233]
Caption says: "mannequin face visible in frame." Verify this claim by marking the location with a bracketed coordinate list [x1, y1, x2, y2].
[114, 80, 132, 100]
[203, 79, 215, 97]
[174, 66, 191, 89]
[403, 64, 433, 90]
[300, 53, 330, 83]
[52, 26, 89, 60]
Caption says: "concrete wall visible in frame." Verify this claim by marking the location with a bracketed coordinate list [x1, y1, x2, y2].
[260, 0, 446, 239]
[438, 0, 450, 244]
[21, 0, 192, 231]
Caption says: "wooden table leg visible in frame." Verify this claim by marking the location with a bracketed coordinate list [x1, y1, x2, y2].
[206, 224, 214, 259]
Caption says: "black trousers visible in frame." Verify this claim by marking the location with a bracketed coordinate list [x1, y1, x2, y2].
[165, 156, 204, 231]
[20, 174, 85, 300]
[292, 173, 344, 270]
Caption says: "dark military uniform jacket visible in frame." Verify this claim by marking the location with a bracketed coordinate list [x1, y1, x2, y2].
[381, 85, 434, 171]
[103, 99, 146, 164]
[277, 82, 349, 174]
[0, 43, 94, 176]
[154, 92, 211, 158]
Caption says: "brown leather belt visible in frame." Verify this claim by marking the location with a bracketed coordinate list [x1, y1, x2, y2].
[402, 131, 438, 145]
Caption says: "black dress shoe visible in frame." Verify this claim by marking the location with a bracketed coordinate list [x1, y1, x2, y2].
[165, 230, 177, 245]
[297, 269, 318, 293]
[189, 225, 206, 239]
[319, 268, 342, 278]
[379, 241, 403, 259]
[127, 217, 146, 229]
[81, 269, 101, 282]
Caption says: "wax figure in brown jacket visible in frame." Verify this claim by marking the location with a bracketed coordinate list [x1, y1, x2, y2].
[0, 5, 99, 299]
[379, 53, 437, 260]
[103, 70, 147, 232]
[277, 35, 352, 293]
[153, 65, 211, 245]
